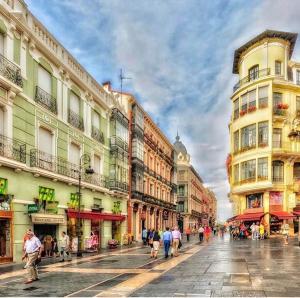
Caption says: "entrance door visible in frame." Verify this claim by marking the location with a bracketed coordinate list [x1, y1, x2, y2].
[91, 219, 100, 251]
[34, 224, 57, 256]
[0, 218, 12, 263]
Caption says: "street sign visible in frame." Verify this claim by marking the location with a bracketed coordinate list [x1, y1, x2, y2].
[28, 204, 39, 214]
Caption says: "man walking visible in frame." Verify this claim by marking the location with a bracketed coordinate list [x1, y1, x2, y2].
[60, 231, 71, 262]
[198, 225, 204, 242]
[162, 227, 172, 258]
[171, 226, 181, 257]
[142, 228, 147, 245]
[22, 231, 41, 284]
[185, 226, 191, 242]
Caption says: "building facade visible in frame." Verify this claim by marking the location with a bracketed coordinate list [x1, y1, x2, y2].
[0, 0, 128, 263]
[228, 30, 300, 234]
[102, 83, 177, 241]
[174, 135, 216, 230]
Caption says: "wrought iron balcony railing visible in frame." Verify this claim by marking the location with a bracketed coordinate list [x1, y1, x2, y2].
[110, 135, 128, 152]
[0, 134, 26, 163]
[68, 109, 84, 131]
[233, 68, 270, 92]
[0, 53, 23, 88]
[109, 179, 128, 192]
[273, 108, 287, 116]
[91, 126, 104, 144]
[35, 86, 57, 114]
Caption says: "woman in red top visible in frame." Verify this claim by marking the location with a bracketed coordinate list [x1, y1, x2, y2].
[204, 225, 211, 242]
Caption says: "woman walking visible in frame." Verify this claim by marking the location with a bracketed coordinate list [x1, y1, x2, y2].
[152, 230, 161, 259]
[148, 229, 154, 258]
[204, 225, 211, 242]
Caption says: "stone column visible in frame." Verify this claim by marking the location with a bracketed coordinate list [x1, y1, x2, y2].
[82, 219, 91, 250]
[263, 192, 270, 234]
[101, 220, 112, 249]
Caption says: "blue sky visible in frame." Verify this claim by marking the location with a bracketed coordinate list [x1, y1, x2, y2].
[26, 0, 300, 221]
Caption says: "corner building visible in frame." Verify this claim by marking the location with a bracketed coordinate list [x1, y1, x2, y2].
[0, 0, 128, 263]
[228, 30, 300, 234]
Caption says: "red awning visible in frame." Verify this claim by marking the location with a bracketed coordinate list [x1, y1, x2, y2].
[270, 211, 295, 220]
[67, 209, 126, 221]
[235, 212, 264, 221]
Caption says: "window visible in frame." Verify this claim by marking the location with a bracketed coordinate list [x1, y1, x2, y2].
[241, 93, 247, 112]
[0, 107, 4, 135]
[178, 185, 185, 196]
[272, 160, 284, 182]
[272, 128, 282, 148]
[132, 139, 143, 161]
[241, 124, 256, 150]
[92, 111, 100, 129]
[69, 142, 80, 165]
[70, 92, 80, 115]
[233, 131, 239, 153]
[234, 164, 239, 183]
[233, 99, 239, 119]
[297, 70, 300, 85]
[116, 121, 128, 143]
[162, 189, 165, 200]
[297, 96, 300, 112]
[150, 184, 154, 196]
[273, 92, 284, 115]
[258, 121, 268, 147]
[293, 162, 300, 180]
[275, 61, 281, 75]
[94, 155, 101, 174]
[249, 65, 259, 81]
[258, 86, 268, 108]
[38, 127, 52, 155]
[157, 186, 160, 197]
[134, 106, 144, 128]
[248, 89, 256, 108]
[241, 159, 256, 182]
[0, 33, 4, 55]
[258, 158, 268, 179]
[247, 193, 263, 208]
[38, 66, 51, 94]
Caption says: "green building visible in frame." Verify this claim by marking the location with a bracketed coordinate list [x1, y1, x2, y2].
[0, 0, 128, 263]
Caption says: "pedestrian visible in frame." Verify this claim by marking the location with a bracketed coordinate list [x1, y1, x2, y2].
[22, 231, 42, 284]
[250, 223, 255, 240]
[142, 228, 147, 245]
[60, 231, 71, 262]
[198, 225, 204, 242]
[281, 223, 290, 245]
[213, 226, 217, 236]
[152, 229, 161, 259]
[162, 227, 172, 258]
[148, 229, 154, 257]
[259, 223, 265, 240]
[204, 225, 211, 242]
[185, 226, 191, 242]
[254, 222, 259, 240]
[171, 226, 181, 257]
[52, 237, 59, 257]
[44, 234, 53, 257]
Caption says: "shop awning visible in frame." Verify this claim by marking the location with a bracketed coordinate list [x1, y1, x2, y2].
[67, 209, 126, 221]
[270, 211, 295, 220]
[235, 212, 264, 221]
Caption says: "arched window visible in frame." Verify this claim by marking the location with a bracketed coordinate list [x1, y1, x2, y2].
[272, 160, 284, 182]
[249, 65, 259, 81]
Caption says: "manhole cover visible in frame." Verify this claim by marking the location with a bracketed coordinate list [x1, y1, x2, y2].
[23, 286, 38, 291]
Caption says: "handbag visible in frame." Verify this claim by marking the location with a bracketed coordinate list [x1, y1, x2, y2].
[178, 240, 182, 249]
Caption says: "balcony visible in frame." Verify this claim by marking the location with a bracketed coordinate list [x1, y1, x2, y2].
[91, 126, 104, 144]
[0, 53, 23, 88]
[68, 109, 84, 131]
[273, 108, 287, 117]
[110, 135, 128, 152]
[109, 180, 128, 192]
[35, 86, 57, 114]
[233, 68, 270, 92]
[0, 134, 26, 163]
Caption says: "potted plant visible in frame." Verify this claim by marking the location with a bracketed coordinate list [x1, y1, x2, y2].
[248, 106, 257, 113]
[239, 110, 247, 116]
[277, 103, 289, 109]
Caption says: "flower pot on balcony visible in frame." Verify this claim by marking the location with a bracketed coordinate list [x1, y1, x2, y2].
[277, 103, 289, 110]
[239, 110, 247, 116]
[248, 106, 257, 113]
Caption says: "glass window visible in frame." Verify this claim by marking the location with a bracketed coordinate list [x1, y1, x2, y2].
[297, 96, 300, 112]
[132, 139, 143, 161]
[293, 162, 300, 180]
[248, 89, 256, 108]
[0, 33, 4, 55]
[258, 86, 268, 108]
[273, 128, 282, 148]
[233, 130, 239, 153]
[93, 111, 100, 129]
[134, 106, 144, 128]
[70, 92, 80, 115]
[69, 143, 80, 165]
[241, 159, 256, 181]
[241, 124, 256, 149]
[234, 164, 239, 183]
[273, 92, 282, 107]
[234, 99, 239, 119]
[249, 65, 259, 81]
[272, 160, 284, 182]
[241, 93, 247, 112]
[94, 155, 101, 174]
[38, 66, 51, 94]
[258, 121, 268, 147]
[275, 61, 281, 75]
[297, 70, 300, 85]
[258, 157, 268, 179]
[0, 107, 4, 135]
[38, 127, 52, 155]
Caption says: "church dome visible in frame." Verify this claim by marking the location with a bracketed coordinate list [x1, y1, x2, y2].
[174, 134, 187, 155]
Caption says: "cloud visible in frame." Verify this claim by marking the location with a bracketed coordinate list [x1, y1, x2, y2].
[25, 0, 300, 221]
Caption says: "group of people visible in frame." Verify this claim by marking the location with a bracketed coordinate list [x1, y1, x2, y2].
[229, 222, 267, 240]
[22, 230, 72, 284]
[142, 226, 182, 259]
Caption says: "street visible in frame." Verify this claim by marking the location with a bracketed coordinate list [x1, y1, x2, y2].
[0, 235, 300, 297]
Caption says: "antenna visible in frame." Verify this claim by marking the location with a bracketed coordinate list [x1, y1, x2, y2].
[119, 68, 131, 101]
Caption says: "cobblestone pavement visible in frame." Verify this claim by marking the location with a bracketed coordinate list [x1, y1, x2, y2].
[0, 235, 299, 297]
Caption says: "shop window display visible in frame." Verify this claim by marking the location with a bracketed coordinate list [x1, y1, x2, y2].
[0, 219, 11, 259]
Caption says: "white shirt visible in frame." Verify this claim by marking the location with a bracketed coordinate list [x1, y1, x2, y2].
[24, 236, 41, 254]
[198, 227, 204, 233]
[61, 234, 70, 248]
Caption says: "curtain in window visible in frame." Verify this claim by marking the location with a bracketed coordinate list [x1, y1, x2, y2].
[258, 86, 268, 107]
[38, 127, 52, 154]
[94, 155, 101, 174]
[273, 92, 282, 107]
[258, 122, 268, 146]
[258, 158, 268, 178]
[241, 93, 247, 112]
[69, 143, 80, 165]
[272, 161, 284, 182]
[273, 128, 282, 148]
[234, 131, 239, 152]
[248, 90, 256, 108]
[38, 66, 52, 94]
[93, 111, 100, 129]
[70, 92, 80, 114]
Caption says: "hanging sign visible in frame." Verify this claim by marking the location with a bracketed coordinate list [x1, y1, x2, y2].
[39, 186, 55, 201]
[28, 204, 39, 214]
[0, 178, 7, 195]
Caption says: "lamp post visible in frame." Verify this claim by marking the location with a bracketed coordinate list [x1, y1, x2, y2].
[77, 154, 94, 257]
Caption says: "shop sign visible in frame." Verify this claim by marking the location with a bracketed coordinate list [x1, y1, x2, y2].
[39, 186, 55, 201]
[0, 178, 7, 195]
[69, 193, 79, 208]
[28, 204, 39, 214]
[45, 201, 59, 214]
[163, 210, 169, 220]
[31, 214, 65, 224]
[247, 193, 263, 209]
[270, 192, 283, 205]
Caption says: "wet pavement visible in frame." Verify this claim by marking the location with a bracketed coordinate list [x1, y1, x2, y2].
[0, 235, 299, 297]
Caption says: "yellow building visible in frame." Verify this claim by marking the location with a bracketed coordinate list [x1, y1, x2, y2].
[228, 30, 300, 234]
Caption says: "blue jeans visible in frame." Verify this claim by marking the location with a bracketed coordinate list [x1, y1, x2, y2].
[164, 240, 171, 257]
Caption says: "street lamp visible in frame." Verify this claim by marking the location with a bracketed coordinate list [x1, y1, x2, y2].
[77, 154, 94, 257]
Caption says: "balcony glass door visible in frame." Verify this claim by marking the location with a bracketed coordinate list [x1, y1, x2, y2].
[38, 66, 51, 95]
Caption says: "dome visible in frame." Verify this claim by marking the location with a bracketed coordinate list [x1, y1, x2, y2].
[174, 134, 187, 155]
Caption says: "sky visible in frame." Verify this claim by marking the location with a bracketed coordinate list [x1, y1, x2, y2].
[26, 0, 300, 221]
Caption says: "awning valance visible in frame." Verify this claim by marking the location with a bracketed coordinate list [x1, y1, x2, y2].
[270, 211, 295, 220]
[235, 212, 264, 221]
[67, 209, 126, 221]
